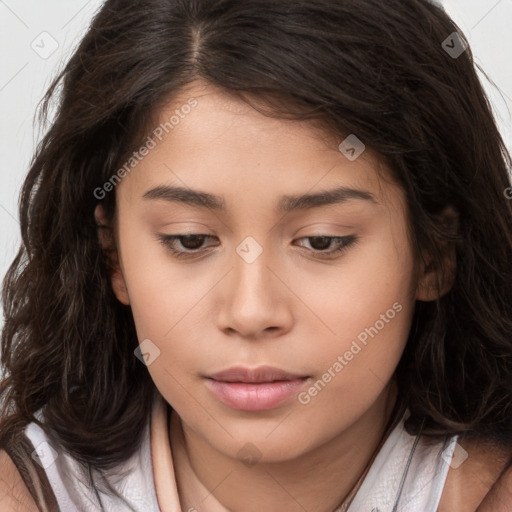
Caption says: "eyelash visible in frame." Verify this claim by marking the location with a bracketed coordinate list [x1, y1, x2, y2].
[157, 234, 359, 260]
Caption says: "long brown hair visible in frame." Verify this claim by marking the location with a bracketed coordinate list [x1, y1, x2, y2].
[2, 0, 512, 473]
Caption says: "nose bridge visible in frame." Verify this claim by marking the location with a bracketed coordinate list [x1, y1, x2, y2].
[232, 235, 274, 310]
[217, 235, 292, 337]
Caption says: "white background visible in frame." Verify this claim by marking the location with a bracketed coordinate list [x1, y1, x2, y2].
[0, 0, 511, 334]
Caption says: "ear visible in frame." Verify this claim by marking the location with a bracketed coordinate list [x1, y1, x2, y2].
[415, 205, 459, 302]
[94, 204, 130, 305]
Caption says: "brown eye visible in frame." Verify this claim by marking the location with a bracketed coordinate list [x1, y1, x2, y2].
[308, 236, 333, 251]
[157, 234, 219, 258]
[294, 235, 358, 258]
[178, 234, 208, 250]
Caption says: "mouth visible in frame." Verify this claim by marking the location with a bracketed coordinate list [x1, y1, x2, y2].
[205, 366, 310, 411]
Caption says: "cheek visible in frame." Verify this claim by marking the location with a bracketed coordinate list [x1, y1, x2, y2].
[294, 288, 413, 433]
[292, 226, 415, 403]
[292, 223, 415, 348]
[115, 224, 219, 397]
[116, 216, 209, 337]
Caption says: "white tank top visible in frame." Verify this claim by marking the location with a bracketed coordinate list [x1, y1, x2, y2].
[21, 393, 458, 512]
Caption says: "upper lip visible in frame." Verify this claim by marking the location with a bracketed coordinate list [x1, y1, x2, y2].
[207, 366, 307, 383]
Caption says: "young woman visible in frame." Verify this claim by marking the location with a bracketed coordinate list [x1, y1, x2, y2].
[1, 0, 512, 510]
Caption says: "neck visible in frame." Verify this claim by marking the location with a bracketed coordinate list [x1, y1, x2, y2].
[170, 381, 400, 512]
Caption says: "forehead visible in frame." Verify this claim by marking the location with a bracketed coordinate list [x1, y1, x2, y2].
[118, 81, 401, 210]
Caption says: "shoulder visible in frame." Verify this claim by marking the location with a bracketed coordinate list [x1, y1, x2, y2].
[438, 436, 512, 512]
[0, 449, 39, 512]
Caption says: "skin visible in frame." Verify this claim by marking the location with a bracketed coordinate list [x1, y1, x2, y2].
[0, 451, 38, 512]
[101, 79, 451, 511]
[440, 438, 512, 511]
[1, 79, 511, 511]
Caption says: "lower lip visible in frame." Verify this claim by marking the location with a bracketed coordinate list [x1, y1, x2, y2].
[206, 378, 309, 411]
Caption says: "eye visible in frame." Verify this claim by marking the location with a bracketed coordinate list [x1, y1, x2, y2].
[294, 235, 358, 258]
[157, 234, 219, 258]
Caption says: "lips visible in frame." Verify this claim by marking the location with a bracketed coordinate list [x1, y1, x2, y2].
[208, 366, 306, 383]
[205, 366, 310, 411]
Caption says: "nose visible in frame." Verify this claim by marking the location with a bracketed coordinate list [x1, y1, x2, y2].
[216, 244, 294, 340]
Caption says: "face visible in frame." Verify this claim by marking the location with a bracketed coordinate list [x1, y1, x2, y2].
[105, 80, 423, 463]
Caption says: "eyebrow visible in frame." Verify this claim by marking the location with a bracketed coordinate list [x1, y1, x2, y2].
[142, 185, 377, 213]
